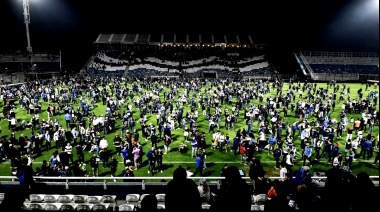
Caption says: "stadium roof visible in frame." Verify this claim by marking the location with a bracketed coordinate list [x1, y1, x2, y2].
[94, 33, 257, 46]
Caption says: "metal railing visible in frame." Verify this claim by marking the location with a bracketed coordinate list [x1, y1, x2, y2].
[0, 176, 378, 191]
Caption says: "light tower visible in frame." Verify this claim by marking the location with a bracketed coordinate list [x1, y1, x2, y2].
[23, 0, 32, 53]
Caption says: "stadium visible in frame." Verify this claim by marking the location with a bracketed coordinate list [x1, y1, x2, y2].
[0, 0, 379, 211]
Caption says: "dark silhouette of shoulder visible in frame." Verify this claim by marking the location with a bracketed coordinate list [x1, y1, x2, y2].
[165, 166, 202, 212]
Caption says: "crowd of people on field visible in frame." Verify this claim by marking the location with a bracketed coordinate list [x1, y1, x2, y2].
[0, 76, 378, 184]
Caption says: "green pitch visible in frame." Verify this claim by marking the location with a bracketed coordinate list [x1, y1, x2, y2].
[0, 81, 378, 182]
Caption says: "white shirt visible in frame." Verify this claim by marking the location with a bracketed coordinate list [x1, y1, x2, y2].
[186, 171, 193, 178]
[53, 131, 59, 141]
[45, 133, 51, 142]
[280, 167, 287, 178]
[65, 145, 72, 155]
[10, 118, 16, 125]
[286, 154, 293, 165]
[333, 157, 340, 167]
[218, 135, 225, 142]
[99, 139, 108, 149]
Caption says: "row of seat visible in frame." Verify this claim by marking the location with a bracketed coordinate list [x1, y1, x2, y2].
[20, 202, 212, 211]
[22, 203, 113, 211]
[0, 193, 267, 211]
[28, 194, 117, 204]
[125, 193, 165, 204]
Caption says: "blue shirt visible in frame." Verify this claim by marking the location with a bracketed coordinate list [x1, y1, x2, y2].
[64, 114, 71, 121]
[304, 146, 312, 157]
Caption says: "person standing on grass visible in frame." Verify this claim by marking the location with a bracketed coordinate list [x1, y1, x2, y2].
[164, 134, 172, 154]
[303, 143, 313, 167]
[191, 136, 198, 158]
[17, 158, 35, 201]
[109, 155, 118, 182]
[76, 144, 85, 163]
[64, 112, 71, 129]
[146, 147, 156, 175]
[233, 136, 240, 156]
[286, 151, 294, 174]
[249, 159, 266, 194]
[192, 153, 204, 176]
[273, 145, 282, 169]
[372, 151, 379, 165]
[132, 146, 140, 169]
[90, 153, 99, 177]
[113, 133, 122, 155]
[156, 148, 163, 173]
[239, 142, 248, 165]
[65, 142, 74, 164]
[345, 148, 355, 168]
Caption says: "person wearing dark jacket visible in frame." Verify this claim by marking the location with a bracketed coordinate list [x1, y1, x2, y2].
[211, 165, 251, 212]
[165, 166, 202, 212]
[17, 157, 35, 201]
[0, 187, 25, 211]
[90, 153, 99, 177]
[249, 159, 267, 194]
[351, 172, 377, 212]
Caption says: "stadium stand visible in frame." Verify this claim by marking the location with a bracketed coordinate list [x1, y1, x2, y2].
[295, 51, 379, 81]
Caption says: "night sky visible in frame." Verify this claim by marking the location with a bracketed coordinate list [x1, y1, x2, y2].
[0, 0, 378, 72]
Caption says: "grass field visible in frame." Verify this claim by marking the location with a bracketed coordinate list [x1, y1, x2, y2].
[0, 81, 379, 182]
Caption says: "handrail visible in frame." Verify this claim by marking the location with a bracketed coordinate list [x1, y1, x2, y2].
[2, 176, 378, 191]
[0, 176, 379, 180]
[299, 52, 317, 80]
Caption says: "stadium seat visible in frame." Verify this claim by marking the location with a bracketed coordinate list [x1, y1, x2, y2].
[201, 204, 211, 209]
[73, 195, 88, 203]
[86, 196, 102, 204]
[76, 203, 93, 211]
[43, 194, 60, 203]
[60, 203, 77, 211]
[92, 203, 110, 211]
[57, 195, 74, 203]
[251, 195, 257, 204]
[157, 204, 165, 210]
[255, 194, 267, 205]
[44, 203, 61, 211]
[251, 204, 261, 211]
[30, 194, 45, 203]
[125, 194, 140, 204]
[0, 193, 4, 204]
[118, 204, 136, 211]
[137, 193, 151, 209]
[24, 203, 45, 210]
[101, 195, 116, 203]
[155, 193, 165, 203]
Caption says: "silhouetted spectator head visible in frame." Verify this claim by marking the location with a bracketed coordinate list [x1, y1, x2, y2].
[166, 166, 202, 212]
[225, 165, 241, 182]
[21, 157, 28, 165]
[173, 166, 187, 180]
[141, 194, 158, 211]
[356, 171, 374, 188]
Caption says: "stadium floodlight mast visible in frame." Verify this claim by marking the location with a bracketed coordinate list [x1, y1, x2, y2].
[22, 0, 32, 53]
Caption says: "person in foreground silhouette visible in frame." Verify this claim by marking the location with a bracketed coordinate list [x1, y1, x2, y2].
[165, 166, 202, 212]
[0, 186, 25, 211]
[351, 172, 377, 212]
[140, 194, 158, 211]
[211, 165, 251, 212]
